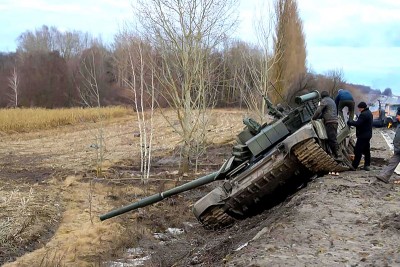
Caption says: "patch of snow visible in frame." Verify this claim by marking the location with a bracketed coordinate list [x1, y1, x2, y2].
[235, 242, 248, 251]
[167, 227, 184, 235]
[105, 247, 151, 267]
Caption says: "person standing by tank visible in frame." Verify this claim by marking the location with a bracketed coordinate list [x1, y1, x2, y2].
[312, 91, 342, 161]
[376, 109, 400, 183]
[335, 89, 355, 122]
[347, 102, 373, 171]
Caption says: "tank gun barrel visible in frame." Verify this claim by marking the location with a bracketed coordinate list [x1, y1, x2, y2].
[294, 90, 320, 104]
[99, 171, 218, 221]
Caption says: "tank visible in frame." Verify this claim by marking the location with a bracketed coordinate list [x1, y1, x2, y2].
[100, 90, 355, 229]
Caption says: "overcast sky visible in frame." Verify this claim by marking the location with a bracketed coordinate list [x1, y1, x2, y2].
[1, 0, 399, 94]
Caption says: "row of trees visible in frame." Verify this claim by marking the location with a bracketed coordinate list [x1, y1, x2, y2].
[0, 0, 348, 173]
[0, 0, 346, 109]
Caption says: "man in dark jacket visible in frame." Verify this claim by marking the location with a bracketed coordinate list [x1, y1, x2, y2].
[347, 101, 373, 170]
[335, 89, 355, 122]
[376, 109, 400, 183]
[312, 91, 342, 161]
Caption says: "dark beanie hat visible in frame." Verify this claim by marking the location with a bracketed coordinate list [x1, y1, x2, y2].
[357, 102, 367, 109]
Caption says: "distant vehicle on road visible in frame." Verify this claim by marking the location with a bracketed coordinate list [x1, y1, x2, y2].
[371, 98, 400, 128]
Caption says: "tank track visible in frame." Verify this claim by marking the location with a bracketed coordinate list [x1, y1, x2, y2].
[199, 155, 298, 229]
[293, 138, 350, 173]
[199, 205, 235, 230]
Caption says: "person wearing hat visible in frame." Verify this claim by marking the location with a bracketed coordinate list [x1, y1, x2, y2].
[335, 89, 355, 122]
[347, 101, 373, 170]
[376, 108, 400, 183]
[312, 91, 342, 161]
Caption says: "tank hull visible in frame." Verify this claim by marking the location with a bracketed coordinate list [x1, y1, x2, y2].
[194, 120, 354, 229]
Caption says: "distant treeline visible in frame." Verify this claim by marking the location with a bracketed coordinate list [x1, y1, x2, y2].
[0, 25, 389, 109]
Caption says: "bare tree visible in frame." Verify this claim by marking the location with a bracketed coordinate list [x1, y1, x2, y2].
[382, 88, 393, 97]
[219, 40, 253, 109]
[17, 25, 92, 59]
[54, 30, 92, 60]
[74, 47, 114, 223]
[324, 68, 346, 96]
[235, 1, 285, 123]
[285, 72, 315, 104]
[134, 0, 238, 173]
[112, 30, 132, 88]
[120, 36, 155, 183]
[77, 48, 106, 177]
[17, 25, 55, 53]
[77, 50, 101, 107]
[7, 67, 19, 107]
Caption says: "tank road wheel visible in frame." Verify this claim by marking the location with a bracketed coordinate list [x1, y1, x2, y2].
[293, 138, 350, 173]
[198, 205, 235, 230]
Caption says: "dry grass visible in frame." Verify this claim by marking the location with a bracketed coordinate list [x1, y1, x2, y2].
[0, 175, 143, 266]
[0, 106, 132, 134]
[0, 182, 61, 263]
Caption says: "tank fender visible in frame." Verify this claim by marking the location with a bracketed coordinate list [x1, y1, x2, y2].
[311, 119, 328, 140]
[281, 124, 318, 153]
[192, 186, 229, 220]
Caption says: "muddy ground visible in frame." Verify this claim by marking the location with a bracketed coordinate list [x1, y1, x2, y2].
[1, 110, 400, 267]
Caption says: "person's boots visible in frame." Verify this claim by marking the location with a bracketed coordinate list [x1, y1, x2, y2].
[334, 154, 343, 162]
[363, 166, 371, 171]
[333, 146, 343, 162]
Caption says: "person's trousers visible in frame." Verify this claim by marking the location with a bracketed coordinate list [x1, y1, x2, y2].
[338, 100, 355, 121]
[352, 137, 371, 169]
[380, 153, 400, 179]
[325, 122, 338, 156]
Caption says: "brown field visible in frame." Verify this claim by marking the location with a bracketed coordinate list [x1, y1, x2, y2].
[0, 106, 131, 134]
[0, 107, 247, 266]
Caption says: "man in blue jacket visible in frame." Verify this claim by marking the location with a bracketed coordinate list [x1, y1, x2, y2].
[376, 109, 400, 183]
[335, 89, 355, 122]
[347, 102, 373, 170]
